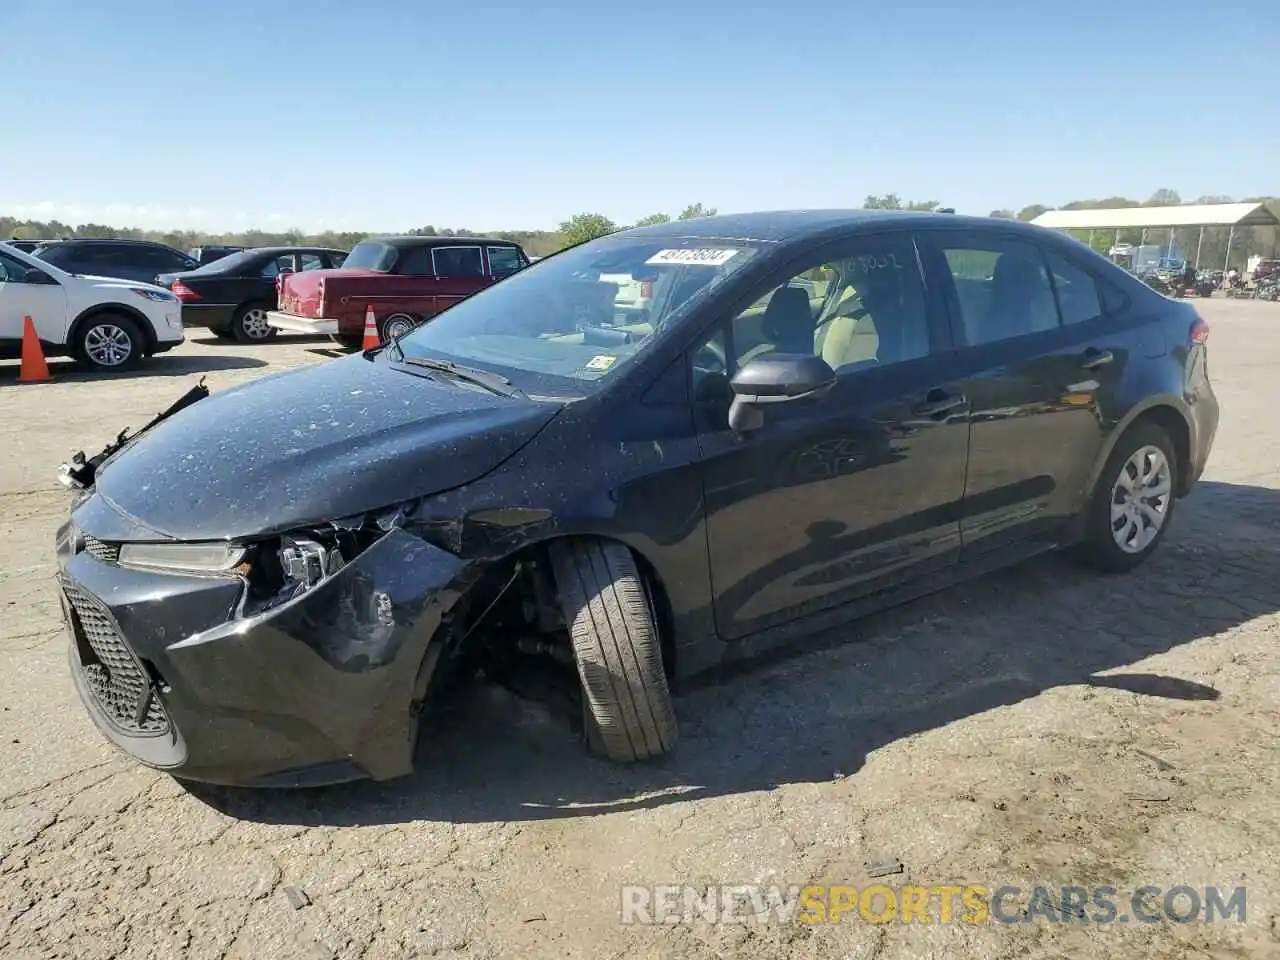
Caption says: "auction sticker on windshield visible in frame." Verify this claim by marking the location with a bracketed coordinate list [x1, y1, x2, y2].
[585, 355, 617, 371]
[646, 248, 740, 267]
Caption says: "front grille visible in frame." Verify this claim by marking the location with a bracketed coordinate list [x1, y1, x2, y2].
[83, 535, 120, 563]
[62, 581, 170, 735]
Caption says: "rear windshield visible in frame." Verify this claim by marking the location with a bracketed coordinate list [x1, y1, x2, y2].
[186, 249, 258, 274]
[341, 241, 398, 272]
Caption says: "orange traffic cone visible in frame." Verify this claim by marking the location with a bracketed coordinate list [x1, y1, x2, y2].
[361, 305, 380, 350]
[18, 316, 51, 383]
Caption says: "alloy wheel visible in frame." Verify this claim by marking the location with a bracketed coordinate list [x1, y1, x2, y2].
[241, 308, 272, 339]
[1109, 444, 1172, 554]
[84, 324, 133, 368]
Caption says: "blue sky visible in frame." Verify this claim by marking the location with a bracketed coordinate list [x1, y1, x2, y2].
[1, 0, 1275, 233]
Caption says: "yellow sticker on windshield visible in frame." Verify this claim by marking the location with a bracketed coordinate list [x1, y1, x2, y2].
[585, 355, 617, 371]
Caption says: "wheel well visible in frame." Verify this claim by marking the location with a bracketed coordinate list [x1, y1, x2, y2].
[436, 535, 679, 682]
[70, 305, 157, 355]
[1131, 405, 1192, 496]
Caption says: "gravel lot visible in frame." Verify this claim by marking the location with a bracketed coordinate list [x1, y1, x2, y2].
[2, 305, 1278, 960]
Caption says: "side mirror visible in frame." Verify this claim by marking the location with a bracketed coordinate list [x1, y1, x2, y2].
[23, 268, 52, 284]
[727, 353, 836, 432]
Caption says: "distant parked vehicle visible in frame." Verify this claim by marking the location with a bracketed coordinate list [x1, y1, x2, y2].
[187, 245, 248, 267]
[267, 236, 529, 348]
[3, 238, 41, 253]
[0, 243, 183, 371]
[33, 239, 198, 285]
[157, 246, 348, 342]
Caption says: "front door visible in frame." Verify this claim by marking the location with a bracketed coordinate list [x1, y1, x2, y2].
[916, 229, 1137, 555]
[0, 250, 68, 345]
[693, 231, 972, 641]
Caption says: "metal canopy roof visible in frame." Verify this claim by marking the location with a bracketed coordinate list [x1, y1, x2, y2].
[1032, 202, 1280, 230]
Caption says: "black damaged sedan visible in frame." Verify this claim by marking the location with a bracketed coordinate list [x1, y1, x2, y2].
[54, 210, 1219, 787]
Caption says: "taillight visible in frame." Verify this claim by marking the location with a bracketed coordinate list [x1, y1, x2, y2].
[640, 280, 653, 299]
[170, 280, 200, 301]
[1190, 317, 1210, 344]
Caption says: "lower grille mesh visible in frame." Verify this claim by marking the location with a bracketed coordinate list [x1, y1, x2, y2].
[62, 581, 169, 734]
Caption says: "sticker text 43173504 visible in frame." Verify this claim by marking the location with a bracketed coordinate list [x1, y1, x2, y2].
[646, 248, 740, 267]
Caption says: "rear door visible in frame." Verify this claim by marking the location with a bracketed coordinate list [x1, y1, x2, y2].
[917, 228, 1140, 556]
[431, 244, 487, 312]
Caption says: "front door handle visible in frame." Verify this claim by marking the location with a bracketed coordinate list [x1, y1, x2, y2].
[1080, 348, 1114, 370]
[912, 391, 967, 418]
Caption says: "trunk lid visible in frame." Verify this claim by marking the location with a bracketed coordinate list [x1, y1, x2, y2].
[278, 267, 382, 318]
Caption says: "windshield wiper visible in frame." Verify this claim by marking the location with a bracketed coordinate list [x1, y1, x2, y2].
[399, 355, 526, 398]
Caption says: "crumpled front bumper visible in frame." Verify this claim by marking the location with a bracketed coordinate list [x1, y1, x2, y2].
[55, 516, 469, 787]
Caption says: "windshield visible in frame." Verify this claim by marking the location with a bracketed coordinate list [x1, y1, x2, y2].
[341, 240, 398, 272]
[395, 235, 762, 393]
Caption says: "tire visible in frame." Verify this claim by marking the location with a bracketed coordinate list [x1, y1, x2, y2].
[75, 313, 145, 373]
[231, 302, 277, 343]
[547, 538, 677, 763]
[1074, 421, 1178, 573]
[381, 313, 418, 341]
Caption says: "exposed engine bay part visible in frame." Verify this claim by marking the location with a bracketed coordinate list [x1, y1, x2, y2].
[57, 378, 211, 490]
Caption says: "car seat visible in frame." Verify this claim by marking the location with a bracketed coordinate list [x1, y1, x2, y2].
[739, 285, 815, 364]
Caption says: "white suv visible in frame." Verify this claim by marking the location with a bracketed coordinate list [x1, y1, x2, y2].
[0, 244, 183, 372]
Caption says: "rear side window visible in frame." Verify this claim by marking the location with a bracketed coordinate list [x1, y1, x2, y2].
[432, 246, 484, 277]
[1044, 252, 1103, 326]
[395, 246, 435, 276]
[936, 237, 1058, 346]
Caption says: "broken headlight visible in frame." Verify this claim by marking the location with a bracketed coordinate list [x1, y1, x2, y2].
[238, 503, 415, 617]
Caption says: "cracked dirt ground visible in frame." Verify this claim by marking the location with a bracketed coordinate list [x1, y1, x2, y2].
[1, 309, 1278, 960]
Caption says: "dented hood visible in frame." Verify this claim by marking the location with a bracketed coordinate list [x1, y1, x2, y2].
[91, 353, 558, 542]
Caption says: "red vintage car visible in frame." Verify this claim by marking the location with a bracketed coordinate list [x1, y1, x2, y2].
[266, 236, 530, 348]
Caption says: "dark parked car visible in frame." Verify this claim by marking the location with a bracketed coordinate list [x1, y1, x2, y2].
[187, 245, 248, 267]
[53, 210, 1218, 788]
[3, 238, 41, 253]
[33, 239, 198, 285]
[156, 246, 347, 342]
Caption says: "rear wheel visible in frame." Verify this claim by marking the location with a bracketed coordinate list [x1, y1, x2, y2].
[231, 303, 277, 342]
[548, 538, 677, 763]
[75, 313, 145, 373]
[1074, 421, 1178, 573]
[381, 313, 419, 341]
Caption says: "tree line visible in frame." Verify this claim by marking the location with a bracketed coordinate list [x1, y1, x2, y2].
[4, 192, 1276, 267]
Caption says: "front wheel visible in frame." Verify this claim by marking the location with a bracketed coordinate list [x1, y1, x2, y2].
[548, 538, 677, 763]
[1074, 422, 1178, 573]
[75, 314, 144, 372]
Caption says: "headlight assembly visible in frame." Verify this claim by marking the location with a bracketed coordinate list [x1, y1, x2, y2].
[129, 287, 177, 302]
[118, 541, 247, 573]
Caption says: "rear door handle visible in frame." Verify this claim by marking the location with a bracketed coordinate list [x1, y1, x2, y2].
[912, 391, 967, 418]
[1080, 348, 1114, 370]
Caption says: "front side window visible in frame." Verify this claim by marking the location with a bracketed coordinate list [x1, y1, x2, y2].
[432, 246, 484, 277]
[0, 251, 40, 282]
[396, 236, 763, 393]
[298, 253, 326, 271]
[938, 238, 1059, 346]
[487, 245, 525, 277]
[1045, 252, 1103, 326]
[728, 235, 932, 372]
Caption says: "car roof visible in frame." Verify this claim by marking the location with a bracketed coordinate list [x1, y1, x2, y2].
[37, 238, 179, 248]
[620, 209, 1019, 244]
[365, 236, 522, 249]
